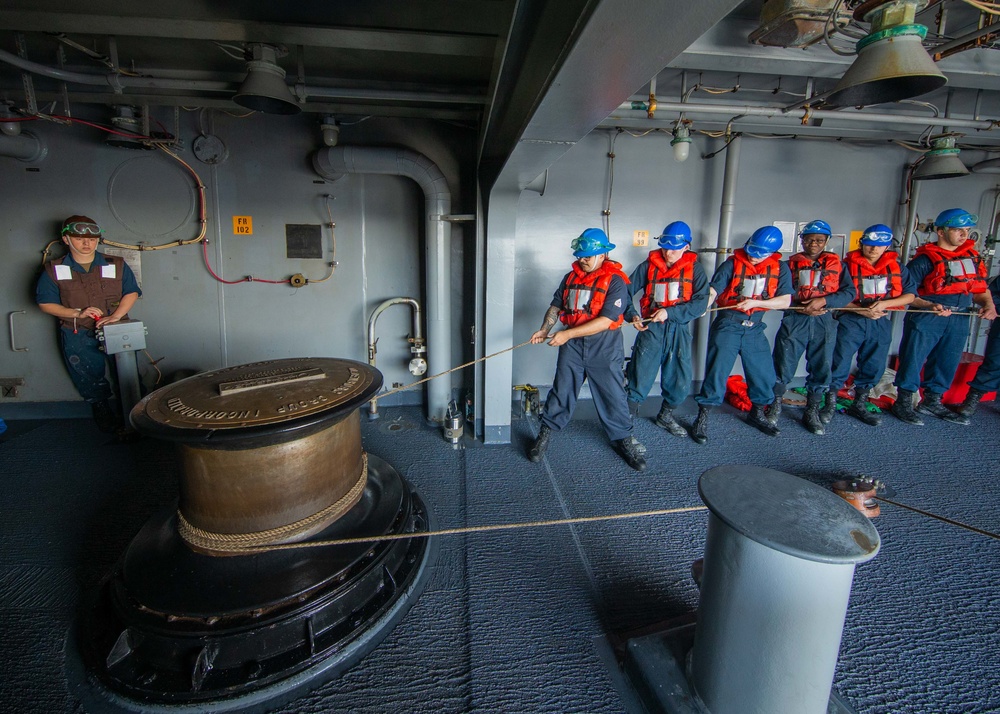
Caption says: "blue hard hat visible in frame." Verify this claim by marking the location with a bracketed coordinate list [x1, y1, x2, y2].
[860, 224, 893, 246]
[572, 228, 615, 257]
[744, 226, 783, 259]
[657, 221, 692, 250]
[935, 208, 977, 229]
[799, 219, 832, 237]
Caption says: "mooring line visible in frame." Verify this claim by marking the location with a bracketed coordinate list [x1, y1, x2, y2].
[876, 496, 1000, 541]
[230, 505, 710, 554]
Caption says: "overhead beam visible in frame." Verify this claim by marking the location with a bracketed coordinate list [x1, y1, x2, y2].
[0, 11, 497, 57]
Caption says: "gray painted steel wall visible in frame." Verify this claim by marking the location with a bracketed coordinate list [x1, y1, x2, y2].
[0, 109, 471, 411]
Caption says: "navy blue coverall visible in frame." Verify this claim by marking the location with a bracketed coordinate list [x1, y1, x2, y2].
[540, 272, 634, 441]
[695, 258, 793, 407]
[36, 252, 142, 402]
[624, 257, 710, 408]
[829, 266, 916, 391]
[968, 277, 1000, 393]
[894, 254, 983, 394]
[771, 254, 852, 395]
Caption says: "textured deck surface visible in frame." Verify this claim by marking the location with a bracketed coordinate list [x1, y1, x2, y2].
[1, 400, 998, 714]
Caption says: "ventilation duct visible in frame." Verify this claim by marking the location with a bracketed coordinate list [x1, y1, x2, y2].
[826, 0, 946, 107]
[912, 134, 969, 180]
[0, 131, 46, 162]
[233, 44, 301, 115]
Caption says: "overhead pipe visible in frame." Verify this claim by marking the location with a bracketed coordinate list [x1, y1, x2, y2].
[0, 131, 46, 162]
[612, 99, 997, 131]
[0, 48, 486, 106]
[366, 297, 426, 421]
[313, 146, 453, 423]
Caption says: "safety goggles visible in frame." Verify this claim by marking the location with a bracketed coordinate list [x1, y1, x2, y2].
[62, 221, 103, 237]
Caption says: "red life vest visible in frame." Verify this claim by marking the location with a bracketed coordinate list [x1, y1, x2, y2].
[560, 259, 630, 329]
[843, 249, 905, 308]
[715, 249, 782, 314]
[914, 240, 987, 296]
[639, 249, 698, 317]
[789, 251, 841, 301]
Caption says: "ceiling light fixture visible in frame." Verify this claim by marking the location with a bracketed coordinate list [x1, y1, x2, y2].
[912, 134, 969, 181]
[233, 44, 301, 115]
[826, 0, 946, 107]
[671, 122, 692, 162]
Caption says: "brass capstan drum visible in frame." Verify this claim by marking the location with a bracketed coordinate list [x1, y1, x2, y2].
[78, 358, 435, 710]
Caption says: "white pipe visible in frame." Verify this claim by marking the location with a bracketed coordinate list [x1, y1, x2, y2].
[0, 131, 46, 162]
[313, 146, 453, 423]
[366, 297, 425, 420]
[613, 99, 997, 131]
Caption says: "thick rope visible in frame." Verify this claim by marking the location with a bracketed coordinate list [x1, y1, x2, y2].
[177, 453, 369, 552]
[209, 504, 711, 554]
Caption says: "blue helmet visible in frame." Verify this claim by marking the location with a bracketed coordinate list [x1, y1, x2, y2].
[744, 226, 783, 259]
[860, 224, 893, 247]
[935, 208, 977, 229]
[571, 228, 615, 258]
[799, 219, 832, 237]
[658, 221, 692, 250]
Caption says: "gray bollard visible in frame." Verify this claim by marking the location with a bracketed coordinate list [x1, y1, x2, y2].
[689, 466, 880, 714]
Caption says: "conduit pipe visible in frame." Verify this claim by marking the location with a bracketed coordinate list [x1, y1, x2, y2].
[695, 134, 741, 383]
[0, 49, 486, 105]
[313, 146, 453, 423]
[366, 297, 426, 421]
[613, 99, 997, 131]
[0, 130, 46, 162]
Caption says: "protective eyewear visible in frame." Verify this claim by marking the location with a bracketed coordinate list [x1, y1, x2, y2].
[62, 221, 103, 237]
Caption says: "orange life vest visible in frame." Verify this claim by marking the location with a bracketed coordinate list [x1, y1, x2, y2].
[789, 251, 841, 301]
[715, 249, 782, 314]
[914, 240, 987, 296]
[639, 249, 698, 317]
[560, 259, 630, 329]
[843, 249, 904, 308]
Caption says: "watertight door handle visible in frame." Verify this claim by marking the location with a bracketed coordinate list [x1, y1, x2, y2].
[8, 311, 28, 352]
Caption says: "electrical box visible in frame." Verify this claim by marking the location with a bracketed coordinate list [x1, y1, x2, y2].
[99, 321, 147, 355]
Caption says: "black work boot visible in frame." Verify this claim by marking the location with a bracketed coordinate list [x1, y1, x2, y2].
[802, 390, 825, 435]
[819, 388, 838, 424]
[90, 399, 119, 433]
[765, 394, 783, 426]
[917, 391, 970, 425]
[614, 436, 648, 472]
[891, 389, 924, 426]
[746, 403, 781, 436]
[528, 424, 552, 462]
[956, 388, 986, 418]
[846, 388, 881, 426]
[654, 403, 688, 436]
[690, 405, 711, 445]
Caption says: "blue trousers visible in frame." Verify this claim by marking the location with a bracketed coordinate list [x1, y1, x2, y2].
[541, 330, 633, 441]
[895, 312, 972, 394]
[59, 327, 114, 403]
[625, 321, 692, 408]
[696, 317, 776, 407]
[830, 313, 892, 390]
[970, 320, 1000, 392]
[772, 311, 837, 395]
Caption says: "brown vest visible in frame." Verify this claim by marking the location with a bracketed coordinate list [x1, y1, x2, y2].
[44, 254, 127, 330]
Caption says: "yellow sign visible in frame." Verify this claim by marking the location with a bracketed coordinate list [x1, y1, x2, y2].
[233, 216, 253, 235]
[633, 230, 649, 247]
[848, 230, 863, 252]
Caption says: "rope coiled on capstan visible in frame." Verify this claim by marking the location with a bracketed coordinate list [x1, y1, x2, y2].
[177, 452, 368, 553]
